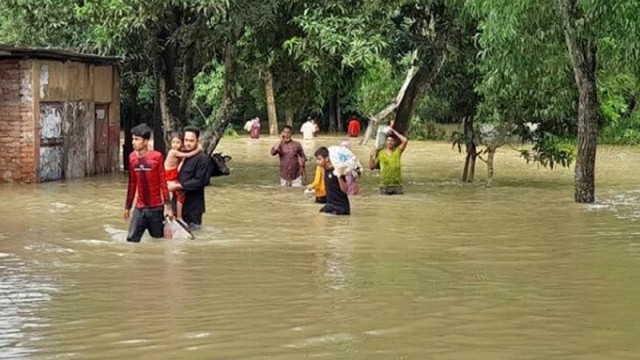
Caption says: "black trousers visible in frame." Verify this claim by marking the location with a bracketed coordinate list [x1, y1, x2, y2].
[319, 204, 350, 216]
[127, 207, 164, 243]
[380, 185, 403, 195]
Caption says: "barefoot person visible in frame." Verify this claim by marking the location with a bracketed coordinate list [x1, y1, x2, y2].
[165, 131, 202, 220]
[314, 146, 350, 215]
[124, 123, 174, 243]
[369, 127, 408, 195]
[271, 125, 307, 187]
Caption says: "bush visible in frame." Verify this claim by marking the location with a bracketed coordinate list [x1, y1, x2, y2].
[223, 125, 240, 138]
[599, 126, 640, 145]
[409, 117, 446, 140]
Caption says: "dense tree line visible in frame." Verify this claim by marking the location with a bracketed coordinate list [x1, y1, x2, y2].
[1, 0, 639, 202]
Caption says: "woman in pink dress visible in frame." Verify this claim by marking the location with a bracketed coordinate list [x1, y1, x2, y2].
[340, 141, 360, 195]
[250, 117, 261, 139]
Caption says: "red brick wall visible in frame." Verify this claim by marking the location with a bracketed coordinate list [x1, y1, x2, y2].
[0, 60, 34, 183]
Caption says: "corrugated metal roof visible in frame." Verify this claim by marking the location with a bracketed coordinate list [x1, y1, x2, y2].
[0, 45, 120, 64]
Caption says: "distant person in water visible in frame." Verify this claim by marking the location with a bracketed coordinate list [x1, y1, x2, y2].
[347, 116, 361, 138]
[369, 127, 408, 195]
[315, 146, 350, 215]
[243, 117, 261, 139]
[301, 117, 318, 140]
[164, 131, 202, 220]
[124, 123, 173, 243]
[250, 117, 261, 139]
[271, 125, 307, 187]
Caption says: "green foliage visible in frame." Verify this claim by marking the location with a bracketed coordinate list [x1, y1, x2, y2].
[0, 0, 91, 48]
[193, 61, 226, 113]
[468, 0, 577, 132]
[353, 56, 403, 116]
[519, 132, 575, 170]
[409, 117, 446, 141]
[600, 127, 640, 145]
[5, 0, 640, 183]
[223, 125, 239, 138]
[137, 78, 155, 106]
[284, 7, 390, 71]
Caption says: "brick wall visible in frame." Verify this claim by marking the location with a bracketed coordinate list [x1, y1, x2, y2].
[19, 61, 35, 182]
[0, 60, 34, 183]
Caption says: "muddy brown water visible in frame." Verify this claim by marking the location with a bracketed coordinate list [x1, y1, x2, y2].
[2, 136, 640, 359]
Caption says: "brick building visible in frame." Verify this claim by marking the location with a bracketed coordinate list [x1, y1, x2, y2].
[0, 46, 120, 183]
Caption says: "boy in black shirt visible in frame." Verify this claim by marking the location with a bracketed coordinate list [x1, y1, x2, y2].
[314, 147, 351, 215]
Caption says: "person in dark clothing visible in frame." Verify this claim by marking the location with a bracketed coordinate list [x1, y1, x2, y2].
[314, 146, 350, 216]
[124, 123, 174, 242]
[168, 126, 210, 229]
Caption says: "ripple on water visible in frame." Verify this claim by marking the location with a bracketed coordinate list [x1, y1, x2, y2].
[4, 139, 640, 359]
[286, 333, 354, 349]
[593, 190, 640, 220]
[0, 254, 56, 358]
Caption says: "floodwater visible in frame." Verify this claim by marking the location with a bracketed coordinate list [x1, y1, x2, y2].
[2, 136, 640, 359]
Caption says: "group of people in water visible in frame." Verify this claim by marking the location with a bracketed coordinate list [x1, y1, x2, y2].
[124, 118, 408, 242]
[244, 115, 363, 140]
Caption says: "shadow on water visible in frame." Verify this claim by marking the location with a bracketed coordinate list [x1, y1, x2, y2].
[2, 136, 640, 359]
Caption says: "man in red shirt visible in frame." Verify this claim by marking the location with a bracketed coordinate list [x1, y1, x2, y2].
[124, 123, 174, 243]
[347, 116, 361, 137]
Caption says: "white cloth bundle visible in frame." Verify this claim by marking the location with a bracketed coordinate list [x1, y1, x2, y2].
[374, 125, 391, 150]
[328, 145, 359, 175]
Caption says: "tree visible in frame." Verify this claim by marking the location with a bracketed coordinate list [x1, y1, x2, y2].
[559, 0, 598, 202]
[468, 0, 640, 201]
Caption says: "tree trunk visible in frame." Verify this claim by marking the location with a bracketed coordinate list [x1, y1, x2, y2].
[361, 51, 418, 146]
[394, 53, 447, 134]
[285, 108, 294, 127]
[486, 146, 496, 188]
[462, 153, 470, 182]
[390, 6, 449, 135]
[265, 68, 278, 135]
[468, 151, 477, 182]
[328, 99, 337, 133]
[203, 41, 240, 155]
[152, 77, 166, 155]
[462, 143, 478, 182]
[179, 45, 196, 122]
[461, 115, 477, 182]
[157, 74, 176, 146]
[559, 0, 598, 203]
[336, 95, 342, 133]
[155, 28, 182, 146]
[122, 84, 139, 170]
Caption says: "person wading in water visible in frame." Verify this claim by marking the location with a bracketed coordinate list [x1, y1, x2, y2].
[124, 123, 174, 243]
[314, 146, 351, 216]
[168, 126, 211, 230]
[369, 127, 409, 195]
[164, 131, 202, 221]
[271, 125, 307, 187]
